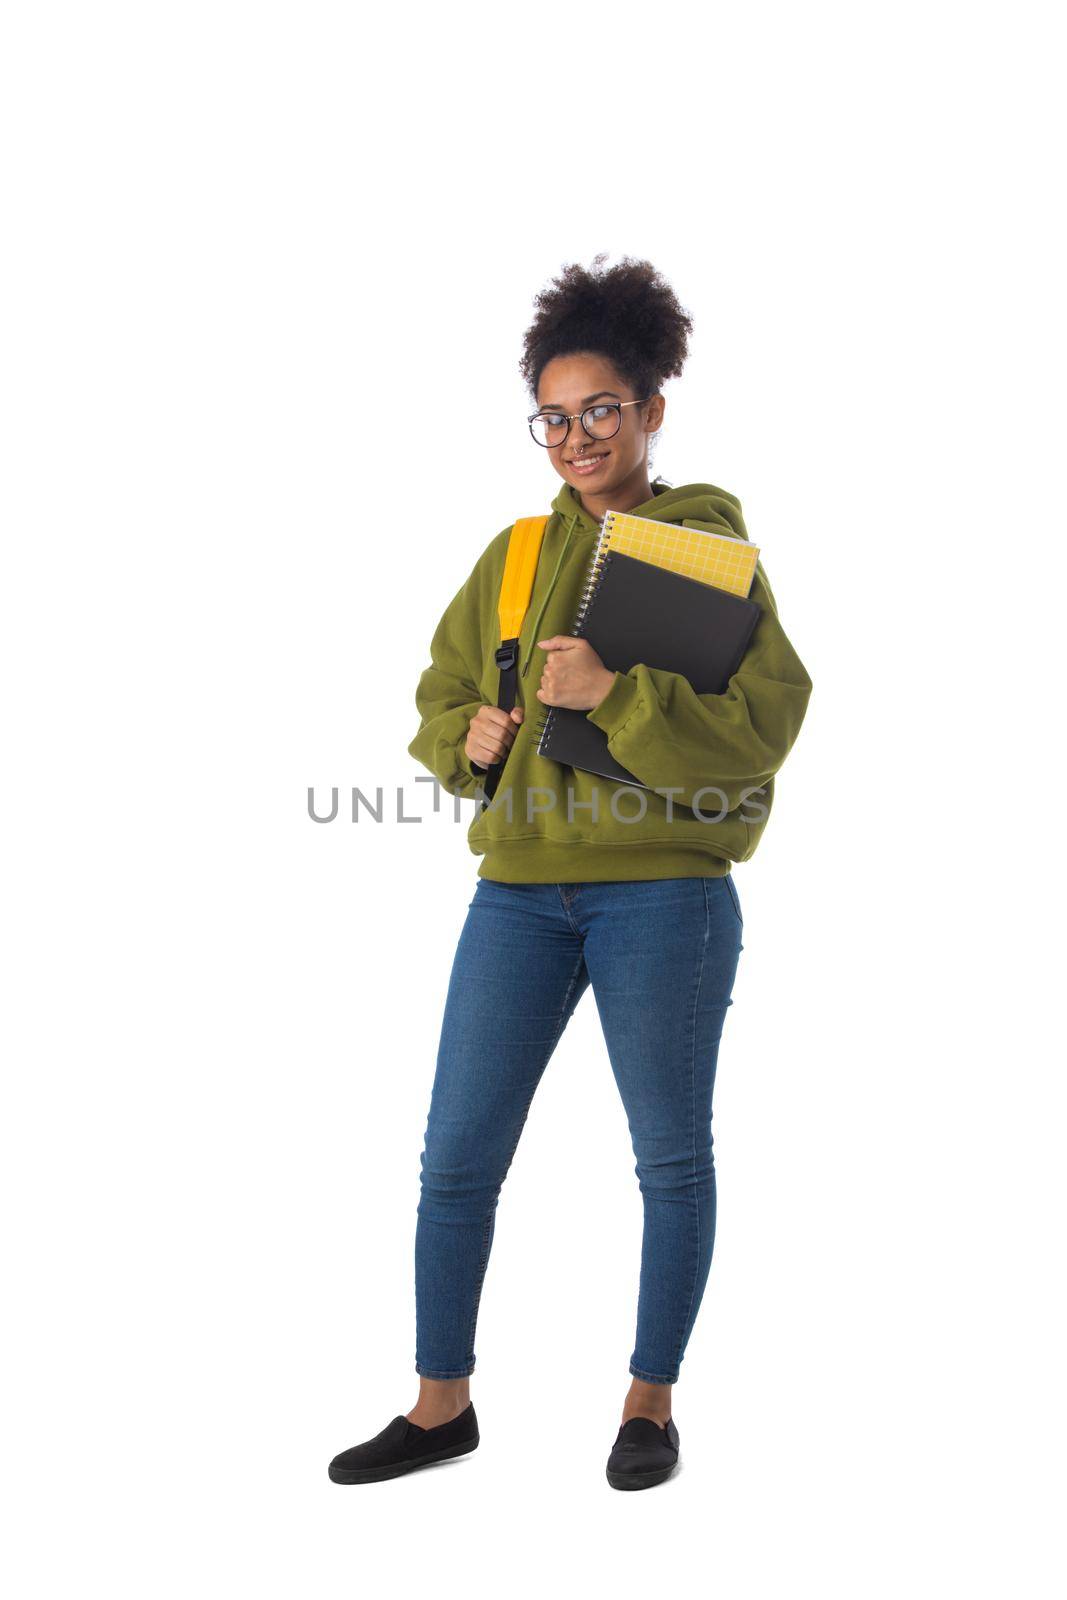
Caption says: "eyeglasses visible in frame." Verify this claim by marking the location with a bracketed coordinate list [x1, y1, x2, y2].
[527, 397, 653, 448]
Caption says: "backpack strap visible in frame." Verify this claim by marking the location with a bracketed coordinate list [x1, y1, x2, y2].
[481, 515, 549, 801]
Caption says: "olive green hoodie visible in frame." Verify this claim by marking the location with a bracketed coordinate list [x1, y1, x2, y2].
[407, 476, 813, 882]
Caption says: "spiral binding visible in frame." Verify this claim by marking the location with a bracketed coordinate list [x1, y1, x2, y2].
[534, 511, 617, 755]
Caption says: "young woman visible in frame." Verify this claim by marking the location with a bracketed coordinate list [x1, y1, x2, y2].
[329, 255, 813, 1490]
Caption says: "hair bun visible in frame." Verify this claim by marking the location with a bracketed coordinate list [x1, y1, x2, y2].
[520, 252, 694, 403]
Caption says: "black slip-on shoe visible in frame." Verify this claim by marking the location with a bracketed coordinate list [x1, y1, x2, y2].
[328, 1402, 480, 1484]
[606, 1414, 680, 1490]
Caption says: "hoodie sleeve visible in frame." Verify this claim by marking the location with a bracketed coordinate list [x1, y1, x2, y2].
[584, 560, 813, 813]
[407, 532, 507, 799]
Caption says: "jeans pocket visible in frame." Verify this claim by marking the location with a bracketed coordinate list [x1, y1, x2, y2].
[723, 872, 744, 928]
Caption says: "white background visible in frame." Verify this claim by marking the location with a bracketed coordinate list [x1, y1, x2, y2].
[2, 3, 1064, 1595]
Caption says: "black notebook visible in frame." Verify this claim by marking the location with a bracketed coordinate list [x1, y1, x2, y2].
[535, 550, 762, 788]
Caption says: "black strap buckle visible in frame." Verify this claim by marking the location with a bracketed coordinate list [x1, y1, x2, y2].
[494, 641, 519, 672]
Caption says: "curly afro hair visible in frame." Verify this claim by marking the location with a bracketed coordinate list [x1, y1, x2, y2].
[520, 252, 693, 403]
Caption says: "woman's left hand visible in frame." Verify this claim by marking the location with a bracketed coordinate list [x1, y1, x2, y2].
[535, 636, 617, 711]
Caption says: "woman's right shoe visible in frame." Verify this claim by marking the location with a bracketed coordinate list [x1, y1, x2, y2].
[328, 1402, 479, 1484]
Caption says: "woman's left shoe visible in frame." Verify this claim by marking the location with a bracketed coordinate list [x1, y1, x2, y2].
[606, 1415, 680, 1490]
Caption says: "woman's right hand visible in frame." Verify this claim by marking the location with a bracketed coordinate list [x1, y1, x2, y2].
[465, 705, 525, 768]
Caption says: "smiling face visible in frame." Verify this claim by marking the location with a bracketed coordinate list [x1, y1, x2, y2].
[533, 351, 667, 515]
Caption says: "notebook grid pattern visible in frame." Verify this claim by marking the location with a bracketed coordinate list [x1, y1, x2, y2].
[600, 510, 760, 599]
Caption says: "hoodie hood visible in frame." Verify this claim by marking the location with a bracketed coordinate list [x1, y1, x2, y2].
[549, 476, 751, 543]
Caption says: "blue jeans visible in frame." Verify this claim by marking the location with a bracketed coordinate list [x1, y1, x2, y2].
[414, 875, 744, 1384]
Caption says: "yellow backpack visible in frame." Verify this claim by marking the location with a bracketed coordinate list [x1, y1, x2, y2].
[482, 515, 549, 799]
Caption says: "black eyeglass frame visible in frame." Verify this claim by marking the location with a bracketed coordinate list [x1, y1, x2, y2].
[526, 396, 655, 448]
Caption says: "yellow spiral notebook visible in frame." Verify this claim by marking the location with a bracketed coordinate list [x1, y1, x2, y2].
[597, 509, 760, 599]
